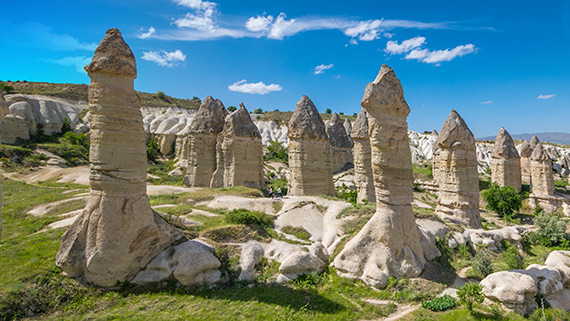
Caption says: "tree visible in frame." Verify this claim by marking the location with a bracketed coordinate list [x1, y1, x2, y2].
[254, 108, 263, 114]
[264, 140, 288, 163]
[325, 108, 332, 114]
[192, 96, 201, 104]
[227, 105, 237, 112]
[0, 82, 14, 94]
[530, 212, 567, 246]
[482, 183, 522, 220]
[457, 282, 484, 313]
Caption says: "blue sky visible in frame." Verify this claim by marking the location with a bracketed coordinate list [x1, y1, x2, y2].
[1, 0, 569, 137]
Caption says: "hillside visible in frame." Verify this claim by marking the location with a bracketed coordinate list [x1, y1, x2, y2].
[0, 81, 201, 109]
[478, 132, 570, 146]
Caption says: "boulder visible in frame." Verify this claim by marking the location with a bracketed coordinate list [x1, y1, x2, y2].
[525, 264, 564, 296]
[351, 109, 375, 203]
[333, 65, 437, 288]
[491, 127, 521, 192]
[238, 241, 264, 281]
[278, 251, 326, 280]
[544, 250, 570, 287]
[480, 270, 538, 315]
[172, 240, 221, 287]
[433, 110, 481, 228]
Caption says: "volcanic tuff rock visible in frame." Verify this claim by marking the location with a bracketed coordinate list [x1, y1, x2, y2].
[433, 110, 481, 228]
[183, 96, 228, 187]
[351, 108, 375, 203]
[55, 29, 183, 287]
[326, 112, 354, 172]
[517, 141, 533, 184]
[343, 118, 352, 137]
[491, 127, 521, 192]
[0, 90, 8, 240]
[333, 65, 437, 288]
[211, 103, 264, 189]
[480, 270, 539, 314]
[287, 95, 335, 196]
[530, 135, 540, 150]
[529, 142, 559, 211]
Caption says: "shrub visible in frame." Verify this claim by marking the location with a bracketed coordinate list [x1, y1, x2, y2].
[501, 242, 523, 269]
[227, 105, 237, 112]
[482, 183, 522, 220]
[281, 225, 311, 241]
[264, 140, 288, 163]
[0, 82, 14, 94]
[528, 212, 567, 247]
[146, 137, 160, 162]
[457, 282, 484, 313]
[60, 117, 72, 133]
[253, 108, 263, 114]
[472, 251, 493, 277]
[325, 108, 332, 114]
[225, 209, 274, 229]
[336, 184, 357, 205]
[421, 294, 456, 311]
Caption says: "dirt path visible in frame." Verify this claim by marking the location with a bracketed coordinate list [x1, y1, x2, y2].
[381, 304, 418, 321]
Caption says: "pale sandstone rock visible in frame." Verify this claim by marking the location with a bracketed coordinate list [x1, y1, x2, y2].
[546, 289, 570, 311]
[544, 250, 570, 287]
[212, 103, 264, 189]
[343, 118, 352, 137]
[183, 96, 227, 187]
[0, 90, 8, 240]
[517, 142, 532, 184]
[171, 240, 221, 287]
[333, 65, 437, 288]
[239, 241, 264, 281]
[287, 95, 335, 196]
[433, 110, 481, 228]
[525, 264, 564, 297]
[491, 127, 521, 192]
[351, 109, 375, 203]
[480, 270, 538, 315]
[529, 142, 558, 212]
[55, 29, 183, 287]
[530, 135, 540, 150]
[278, 251, 326, 279]
[326, 113, 353, 173]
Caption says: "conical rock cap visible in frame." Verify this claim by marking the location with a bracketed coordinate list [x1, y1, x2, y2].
[351, 108, 369, 139]
[288, 95, 328, 140]
[188, 96, 228, 134]
[492, 127, 520, 159]
[223, 103, 261, 138]
[436, 110, 475, 149]
[85, 28, 136, 78]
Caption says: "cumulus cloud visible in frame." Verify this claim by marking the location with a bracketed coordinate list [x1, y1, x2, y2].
[537, 94, 555, 99]
[173, 0, 217, 32]
[344, 19, 382, 41]
[228, 80, 282, 95]
[480, 100, 494, 105]
[246, 15, 274, 32]
[47, 55, 92, 73]
[141, 50, 186, 67]
[174, 0, 216, 10]
[140, 27, 156, 39]
[314, 63, 334, 75]
[405, 44, 475, 65]
[384, 36, 426, 54]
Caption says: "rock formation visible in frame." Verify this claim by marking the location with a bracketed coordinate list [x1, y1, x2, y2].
[491, 127, 521, 192]
[211, 103, 264, 189]
[343, 118, 352, 137]
[55, 29, 183, 287]
[351, 108, 375, 203]
[183, 96, 227, 187]
[518, 141, 532, 184]
[326, 113, 354, 172]
[333, 65, 437, 288]
[529, 142, 558, 211]
[530, 135, 540, 150]
[433, 110, 481, 228]
[0, 90, 9, 240]
[287, 95, 335, 196]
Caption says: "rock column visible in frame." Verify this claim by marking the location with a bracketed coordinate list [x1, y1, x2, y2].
[55, 29, 183, 287]
[213, 103, 264, 189]
[183, 96, 227, 187]
[351, 108, 375, 203]
[287, 95, 335, 196]
[530, 142, 559, 212]
[0, 90, 9, 240]
[326, 113, 354, 172]
[518, 142, 532, 184]
[491, 127, 521, 192]
[333, 65, 436, 288]
[433, 110, 481, 228]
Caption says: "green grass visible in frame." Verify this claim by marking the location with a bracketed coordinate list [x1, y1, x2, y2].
[147, 160, 185, 186]
[413, 164, 433, 179]
[404, 306, 526, 321]
[281, 225, 312, 241]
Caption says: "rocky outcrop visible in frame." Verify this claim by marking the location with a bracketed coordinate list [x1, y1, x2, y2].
[529, 142, 558, 212]
[333, 65, 437, 288]
[530, 135, 540, 150]
[343, 118, 352, 137]
[211, 103, 264, 189]
[326, 113, 354, 172]
[491, 127, 521, 192]
[183, 96, 227, 187]
[517, 141, 532, 184]
[55, 29, 183, 287]
[351, 109, 375, 203]
[433, 110, 481, 228]
[0, 90, 9, 240]
[287, 95, 335, 196]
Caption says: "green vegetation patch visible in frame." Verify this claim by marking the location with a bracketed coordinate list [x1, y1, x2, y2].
[281, 225, 312, 241]
[225, 209, 274, 229]
[421, 294, 456, 312]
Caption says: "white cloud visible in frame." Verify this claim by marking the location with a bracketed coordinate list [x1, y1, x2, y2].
[228, 79, 282, 95]
[344, 19, 382, 41]
[537, 94, 555, 99]
[47, 56, 92, 73]
[174, 0, 216, 11]
[22, 23, 96, 51]
[246, 15, 274, 32]
[173, 0, 217, 32]
[268, 13, 297, 39]
[480, 100, 494, 104]
[140, 27, 156, 39]
[141, 50, 186, 67]
[314, 63, 334, 75]
[405, 44, 475, 65]
[385, 36, 426, 54]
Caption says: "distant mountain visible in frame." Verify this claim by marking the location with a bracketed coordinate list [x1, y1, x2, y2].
[478, 132, 570, 146]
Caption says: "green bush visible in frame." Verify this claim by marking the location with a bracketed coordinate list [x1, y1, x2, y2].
[336, 184, 357, 206]
[264, 140, 288, 164]
[0, 82, 14, 94]
[472, 251, 493, 277]
[501, 242, 523, 269]
[146, 137, 160, 162]
[325, 108, 332, 114]
[225, 209, 274, 229]
[528, 307, 570, 321]
[482, 183, 522, 220]
[227, 105, 237, 112]
[527, 211, 567, 247]
[421, 294, 456, 311]
[253, 108, 263, 114]
[457, 282, 484, 313]
[60, 117, 72, 133]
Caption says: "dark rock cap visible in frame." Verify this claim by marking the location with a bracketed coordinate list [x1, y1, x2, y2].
[351, 108, 369, 139]
[492, 127, 520, 159]
[518, 142, 532, 157]
[361, 64, 410, 118]
[188, 96, 228, 134]
[288, 95, 328, 140]
[222, 103, 261, 138]
[436, 110, 475, 150]
[85, 28, 136, 78]
[326, 113, 353, 148]
[531, 142, 551, 161]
